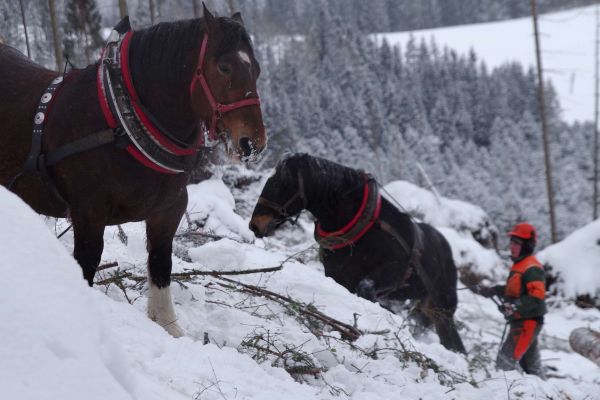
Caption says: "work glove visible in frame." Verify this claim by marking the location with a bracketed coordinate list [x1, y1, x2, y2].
[498, 303, 515, 319]
[475, 285, 495, 298]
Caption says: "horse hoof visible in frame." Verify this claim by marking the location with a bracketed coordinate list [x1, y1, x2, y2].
[356, 278, 376, 301]
[162, 321, 184, 338]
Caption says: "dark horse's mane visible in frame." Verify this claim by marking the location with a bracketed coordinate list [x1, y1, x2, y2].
[276, 153, 365, 204]
[129, 16, 253, 94]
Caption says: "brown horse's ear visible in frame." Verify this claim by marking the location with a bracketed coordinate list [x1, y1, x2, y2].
[231, 12, 244, 26]
[203, 2, 218, 34]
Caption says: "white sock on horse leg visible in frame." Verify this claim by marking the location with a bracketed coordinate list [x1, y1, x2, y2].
[147, 282, 184, 338]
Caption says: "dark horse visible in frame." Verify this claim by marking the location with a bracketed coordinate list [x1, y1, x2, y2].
[0, 6, 266, 337]
[249, 154, 466, 353]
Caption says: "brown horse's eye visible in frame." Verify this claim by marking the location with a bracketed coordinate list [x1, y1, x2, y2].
[217, 62, 232, 76]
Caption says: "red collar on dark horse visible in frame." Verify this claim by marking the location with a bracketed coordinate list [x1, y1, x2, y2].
[96, 21, 260, 174]
[314, 175, 382, 250]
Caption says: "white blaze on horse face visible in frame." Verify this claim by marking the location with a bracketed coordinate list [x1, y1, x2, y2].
[238, 50, 251, 66]
[147, 282, 184, 338]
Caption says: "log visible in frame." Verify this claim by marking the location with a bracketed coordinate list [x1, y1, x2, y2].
[569, 327, 600, 366]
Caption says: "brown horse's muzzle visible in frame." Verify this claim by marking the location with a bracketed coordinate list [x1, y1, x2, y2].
[221, 111, 266, 162]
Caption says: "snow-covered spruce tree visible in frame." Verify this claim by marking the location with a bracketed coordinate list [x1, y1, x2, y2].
[62, 0, 103, 67]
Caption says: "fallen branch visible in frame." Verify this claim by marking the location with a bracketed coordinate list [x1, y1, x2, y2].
[97, 261, 119, 272]
[176, 230, 251, 244]
[216, 275, 361, 341]
[94, 266, 282, 286]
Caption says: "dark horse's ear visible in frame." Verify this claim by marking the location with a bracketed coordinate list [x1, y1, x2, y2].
[231, 12, 244, 26]
[203, 2, 218, 34]
[114, 16, 131, 34]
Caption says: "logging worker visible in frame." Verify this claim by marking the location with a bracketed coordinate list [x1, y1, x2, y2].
[477, 222, 547, 379]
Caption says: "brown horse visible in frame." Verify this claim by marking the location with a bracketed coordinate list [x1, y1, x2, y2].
[249, 154, 466, 353]
[0, 6, 266, 337]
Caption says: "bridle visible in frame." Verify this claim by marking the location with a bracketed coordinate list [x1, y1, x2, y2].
[190, 33, 261, 147]
[257, 170, 307, 225]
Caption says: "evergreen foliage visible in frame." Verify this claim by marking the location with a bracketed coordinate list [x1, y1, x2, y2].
[254, 12, 592, 246]
[0, 0, 594, 245]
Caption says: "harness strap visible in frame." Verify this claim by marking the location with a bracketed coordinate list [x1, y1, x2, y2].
[377, 217, 425, 291]
[45, 129, 117, 166]
[8, 75, 70, 212]
[315, 175, 381, 250]
[257, 171, 306, 218]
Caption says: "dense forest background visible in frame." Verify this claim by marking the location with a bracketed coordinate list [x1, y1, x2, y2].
[0, 0, 595, 245]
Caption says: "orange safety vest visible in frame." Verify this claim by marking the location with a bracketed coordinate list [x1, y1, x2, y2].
[504, 255, 545, 300]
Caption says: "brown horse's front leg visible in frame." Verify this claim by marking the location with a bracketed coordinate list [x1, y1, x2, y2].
[72, 211, 106, 286]
[145, 192, 187, 338]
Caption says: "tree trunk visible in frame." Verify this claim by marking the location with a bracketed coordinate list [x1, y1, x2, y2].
[594, 4, 599, 220]
[530, 0, 558, 243]
[569, 327, 600, 366]
[118, 0, 128, 19]
[148, 0, 155, 24]
[226, 0, 234, 13]
[48, 0, 63, 71]
[18, 0, 31, 59]
[192, 0, 200, 18]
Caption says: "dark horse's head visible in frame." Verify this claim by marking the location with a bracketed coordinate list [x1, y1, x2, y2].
[249, 154, 310, 237]
[130, 5, 266, 161]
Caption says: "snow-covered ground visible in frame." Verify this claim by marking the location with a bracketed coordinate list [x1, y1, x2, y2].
[376, 5, 597, 123]
[538, 219, 600, 299]
[1, 169, 599, 399]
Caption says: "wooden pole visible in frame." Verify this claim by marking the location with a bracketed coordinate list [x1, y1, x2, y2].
[48, 0, 63, 71]
[594, 4, 600, 220]
[18, 0, 31, 59]
[530, 0, 558, 243]
[118, 0, 128, 19]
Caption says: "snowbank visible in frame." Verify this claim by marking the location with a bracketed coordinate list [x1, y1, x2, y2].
[384, 180, 498, 247]
[538, 219, 600, 298]
[0, 188, 141, 400]
[0, 188, 325, 399]
[186, 178, 254, 242]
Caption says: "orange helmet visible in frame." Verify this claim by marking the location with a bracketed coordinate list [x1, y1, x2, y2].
[507, 222, 537, 241]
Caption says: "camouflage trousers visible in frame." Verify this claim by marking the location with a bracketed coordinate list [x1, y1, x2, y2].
[496, 319, 546, 379]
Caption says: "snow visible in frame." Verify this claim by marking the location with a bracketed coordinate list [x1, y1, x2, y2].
[376, 5, 598, 123]
[384, 180, 496, 238]
[538, 218, 600, 298]
[2, 171, 600, 399]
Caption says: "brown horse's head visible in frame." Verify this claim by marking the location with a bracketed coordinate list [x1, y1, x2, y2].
[190, 5, 266, 162]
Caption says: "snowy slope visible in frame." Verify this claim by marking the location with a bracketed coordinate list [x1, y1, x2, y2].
[1, 173, 600, 399]
[538, 219, 600, 298]
[376, 5, 597, 123]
